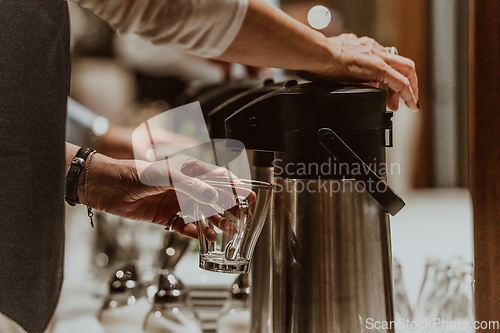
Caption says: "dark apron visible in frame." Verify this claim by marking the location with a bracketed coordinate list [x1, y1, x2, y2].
[0, 1, 70, 332]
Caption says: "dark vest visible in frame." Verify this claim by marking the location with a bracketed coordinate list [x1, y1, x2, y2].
[0, 1, 70, 332]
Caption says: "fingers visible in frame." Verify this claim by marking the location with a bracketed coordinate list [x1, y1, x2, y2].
[169, 216, 217, 241]
[178, 200, 232, 240]
[375, 50, 419, 108]
[137, 158, 222, 205]
[170, 216, 199, 239]
[182, 158, 257, 204]
[195, 217, 218, 241]
[179, 156, 226, 178]
[196, 203, 237, 236]
[173, 175, 220, 205]
[341, 49, 417, 110]
[208, 215, 237, 237]
[139, 154, 257, 241]
[377, 63, 418, 110]
[228, 205, 253, 223]
[168, 211, 219, 241]
[171, 193, 253, 241]
[171, 156, 252, 205]
[165, 155, 257, 205]
[358, 36, 387, 53]
[342, 52, 418, 111]
[211, 184, 256, 207]
[325, 34, 419, 111]
[363, 49, 418, 110]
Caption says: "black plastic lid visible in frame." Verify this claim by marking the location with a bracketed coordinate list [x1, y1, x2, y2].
[208, 79, 287, 139]
[225, 81, 391, 179]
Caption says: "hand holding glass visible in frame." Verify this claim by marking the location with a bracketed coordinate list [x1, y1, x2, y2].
[193, 177, 273, 274]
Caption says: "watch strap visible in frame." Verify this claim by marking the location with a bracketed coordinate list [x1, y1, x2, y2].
[65, 147, 94, 206]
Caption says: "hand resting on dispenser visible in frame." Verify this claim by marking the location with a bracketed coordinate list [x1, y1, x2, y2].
[214, 0, 419, 111]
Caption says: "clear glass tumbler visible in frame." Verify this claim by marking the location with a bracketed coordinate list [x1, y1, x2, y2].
[194, 178, 273, 274]
[414, 258, 474, 333]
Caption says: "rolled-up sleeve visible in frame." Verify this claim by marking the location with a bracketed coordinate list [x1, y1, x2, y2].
[72, 0, 248, 58]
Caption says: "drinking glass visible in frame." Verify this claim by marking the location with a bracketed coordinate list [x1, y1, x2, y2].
[193, 178, 273, 274]
[414, 258, 451, 323]
[414, 258, 474, 333]
[439, 262, 474, 333]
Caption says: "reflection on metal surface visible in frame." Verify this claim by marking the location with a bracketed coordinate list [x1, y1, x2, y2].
[393, 258, 413, 323]
[250, 165, 274, 333]
[273, 178, 394, 333]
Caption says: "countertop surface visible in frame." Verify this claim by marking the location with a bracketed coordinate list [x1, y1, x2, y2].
[50, 187, 473, 332]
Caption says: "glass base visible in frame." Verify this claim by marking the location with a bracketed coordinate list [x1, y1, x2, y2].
[199, 254, 249, 274]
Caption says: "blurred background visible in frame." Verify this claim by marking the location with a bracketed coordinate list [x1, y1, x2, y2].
[51, 0, 474, 332]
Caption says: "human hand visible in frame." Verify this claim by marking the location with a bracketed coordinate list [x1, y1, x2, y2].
[77, 152, 254, 240]
[299, 33, 419, 111]
[187, 178, 256, 240]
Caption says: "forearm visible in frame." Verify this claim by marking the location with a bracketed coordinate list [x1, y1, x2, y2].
[214, 0, 334, 74]
[74, 0, 417, 110]
[65, 142, 207, 239]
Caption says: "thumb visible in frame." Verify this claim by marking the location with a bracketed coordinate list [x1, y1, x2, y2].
[172, 172, 219, 205]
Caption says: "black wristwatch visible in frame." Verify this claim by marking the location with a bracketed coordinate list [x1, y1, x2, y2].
[65, 147, 94, 206]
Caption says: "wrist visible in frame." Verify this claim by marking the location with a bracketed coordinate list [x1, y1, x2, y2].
[306, 34, 338, 75]
[217, 0, 337, 73]
[76, 153, 129, 208]
[65, 147, 95, 206]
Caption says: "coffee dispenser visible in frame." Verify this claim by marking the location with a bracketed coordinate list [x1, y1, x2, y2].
[224, 81, 404, 333]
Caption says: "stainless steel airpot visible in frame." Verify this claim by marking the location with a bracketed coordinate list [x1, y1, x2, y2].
[222, 80, 403, 333]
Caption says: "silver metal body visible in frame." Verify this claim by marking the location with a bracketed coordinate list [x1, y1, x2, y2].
[272, 178, 394, 333]
[249, 164, 274, 333]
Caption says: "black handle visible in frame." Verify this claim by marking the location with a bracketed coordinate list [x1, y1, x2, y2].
[317, 128, 405, 216]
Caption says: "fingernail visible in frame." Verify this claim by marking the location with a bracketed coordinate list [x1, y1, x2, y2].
[209, 230, 217, 242]
[202, 188, 216, 201]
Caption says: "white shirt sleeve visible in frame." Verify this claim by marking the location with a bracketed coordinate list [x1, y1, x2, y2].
[72, 0, 248, 58]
